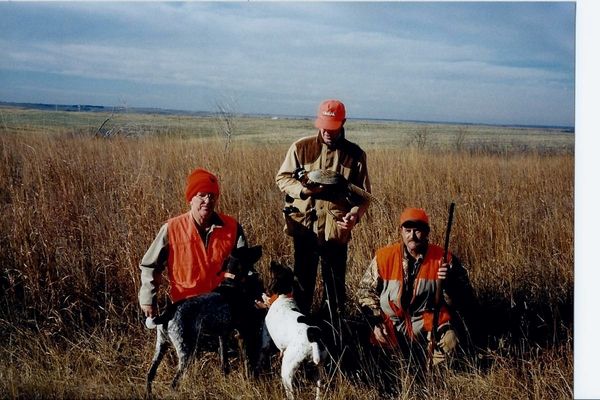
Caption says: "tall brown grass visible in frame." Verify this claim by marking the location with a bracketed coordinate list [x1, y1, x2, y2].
[0, 113, 573, 399]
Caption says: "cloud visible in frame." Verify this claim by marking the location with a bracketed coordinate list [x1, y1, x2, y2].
[0, 2, 575, 126]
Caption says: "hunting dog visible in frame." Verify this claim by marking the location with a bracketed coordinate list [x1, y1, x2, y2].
[145, 245, 263, 395]
[263, 261, 327, 400]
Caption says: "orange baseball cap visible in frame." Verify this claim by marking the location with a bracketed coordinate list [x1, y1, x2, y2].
[399, 207, 430, 227]
[314, 99, 346, 130]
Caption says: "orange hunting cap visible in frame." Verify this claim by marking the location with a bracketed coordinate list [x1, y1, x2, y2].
[399, 207, 430, 228]
[314, 99, 346, 130]
[185, 168, 220, 202]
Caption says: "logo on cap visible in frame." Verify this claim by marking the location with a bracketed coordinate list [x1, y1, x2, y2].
[315, 99, 346, 130]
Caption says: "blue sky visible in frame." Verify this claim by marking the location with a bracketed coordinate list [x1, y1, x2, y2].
[0, 1, 576, 126]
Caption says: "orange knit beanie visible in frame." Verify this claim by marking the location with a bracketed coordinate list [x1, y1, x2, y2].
[185, 168, 220, 202]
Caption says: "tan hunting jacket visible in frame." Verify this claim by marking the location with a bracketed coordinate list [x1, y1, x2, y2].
[275, 130, 371, 244]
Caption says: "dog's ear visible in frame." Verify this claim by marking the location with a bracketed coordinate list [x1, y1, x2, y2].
[231, 246, 262, 265]
[268, 261, 295, 295]
[230, 245, 262, 266]
[220, 254, 240, 276]
[246, 245, 262, 265]
[270, 261, 289, 277]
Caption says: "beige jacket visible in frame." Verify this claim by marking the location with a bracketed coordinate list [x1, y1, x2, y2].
[275, 130, 371, 244]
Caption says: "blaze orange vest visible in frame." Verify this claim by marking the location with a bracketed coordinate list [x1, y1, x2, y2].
[167, 212, 238, 303]
[375, 243, 452, 343]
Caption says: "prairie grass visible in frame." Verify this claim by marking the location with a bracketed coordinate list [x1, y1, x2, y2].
[0, 109, 573, 399]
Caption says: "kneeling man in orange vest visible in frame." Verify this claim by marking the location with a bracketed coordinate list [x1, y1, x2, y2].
[358, 207, 474, 369]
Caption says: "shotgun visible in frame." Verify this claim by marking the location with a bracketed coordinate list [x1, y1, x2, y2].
[430, 202, 455, 368]
[438, 202, 455, 302]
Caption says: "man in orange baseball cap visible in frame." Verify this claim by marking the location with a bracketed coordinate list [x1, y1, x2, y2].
[358, 207, 476, 383]
[314, 99, 346, 131]
[399, 207, 430, 229]
[276, 99, 371, 356]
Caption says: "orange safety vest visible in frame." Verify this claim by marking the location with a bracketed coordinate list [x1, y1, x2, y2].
[374, 243, 452, 344]
[167, 212, 238, 303]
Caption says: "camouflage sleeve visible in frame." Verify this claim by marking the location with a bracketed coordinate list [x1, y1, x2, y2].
[357, 257, 384, 323]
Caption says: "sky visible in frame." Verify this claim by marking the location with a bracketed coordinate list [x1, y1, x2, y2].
[0, 1, 576, 127]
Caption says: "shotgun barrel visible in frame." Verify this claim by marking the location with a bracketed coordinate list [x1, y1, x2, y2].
[430, 202, 455, 368]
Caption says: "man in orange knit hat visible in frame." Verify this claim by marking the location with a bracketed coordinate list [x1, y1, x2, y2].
[358, 207, 475, 376]
[138, 167, 256, 318]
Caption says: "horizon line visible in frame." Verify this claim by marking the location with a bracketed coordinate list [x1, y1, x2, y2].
[0, 100, 575, 132]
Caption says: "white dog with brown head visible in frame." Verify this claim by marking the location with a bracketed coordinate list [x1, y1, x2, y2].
[262, 261, 327, 400]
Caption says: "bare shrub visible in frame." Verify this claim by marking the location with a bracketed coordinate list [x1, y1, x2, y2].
[408, 125, 431, 149]
[453, 125, 470, 151]
[212, 99, 238, 150]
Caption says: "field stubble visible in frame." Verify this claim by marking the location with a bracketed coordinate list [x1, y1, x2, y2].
[0, 111, 573, 399]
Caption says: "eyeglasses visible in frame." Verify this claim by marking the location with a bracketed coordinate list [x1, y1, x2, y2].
[194, 192, 217, 201]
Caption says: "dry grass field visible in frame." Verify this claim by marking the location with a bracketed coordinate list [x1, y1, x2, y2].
[0, 107, 573, 399]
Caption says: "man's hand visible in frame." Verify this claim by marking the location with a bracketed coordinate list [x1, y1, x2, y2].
[255, 292, 277, 310]
[254, 300, 269, 310]
[373, 323, 389, 344]
[255, 293, 271, 310]
[141, 304, 157, 318]
[300, 184, 326, 199]
[336, 211, 358, 231]
[437, 259, 451, 280]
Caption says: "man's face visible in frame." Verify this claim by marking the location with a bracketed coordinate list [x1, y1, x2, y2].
[401, 224, 429, 255]
[190, 192, 217, 223]
[320, 127, 343, 146]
